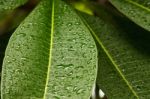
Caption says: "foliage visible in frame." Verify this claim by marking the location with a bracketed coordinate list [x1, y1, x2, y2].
[0, 0, 150, 99]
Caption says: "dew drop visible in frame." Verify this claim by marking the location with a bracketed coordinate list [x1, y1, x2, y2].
[28, 23, 33, 26]
[67, 71, 73, 76]
[89, 45, 95, 48]
[82, 53, 87, 58]
[15, 44, 21, 50]
[76, 88, 84, 94]
[75, 22, 80, 25]
[21, 57, 27, 61]
[129, 10, 134, 14]
[7, 60, 11, 63]
[29, 35, 36, 40]
[67, 38, 76, 42]
[68, 23, 72, 26]
[12, 58, 16, 61]
[66, 86, 72, 91]
[6, 55, 10, 58]
[99, 89, 105, 98]
[68, 46, 75, 51]
[72, 32, 77, 35]
[15, 69, 21, 73]
[58, 16, 61, 19]
[78, 32, 84, 36]
[87, 58, 92, 64]
[122, 69, 125, 72]
[17, 33, 26, 37]
[72, 39, 76, 42]
[81, 43, 86, 48]
[136, 86, 141, 91]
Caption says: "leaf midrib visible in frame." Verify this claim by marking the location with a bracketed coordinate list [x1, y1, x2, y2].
[78, 14, 139, 98]
[43, 0, 55, 98]
[123, 0, 150, 12]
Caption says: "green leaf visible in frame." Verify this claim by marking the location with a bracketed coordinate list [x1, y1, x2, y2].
[79, 7, 150, 98]
[110, 0, 150, 31]
[0, 0, 28, 13]
[1, 0, 97, 99]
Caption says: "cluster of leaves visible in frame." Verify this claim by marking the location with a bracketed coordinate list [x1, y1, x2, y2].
[0, 0, 150, 99]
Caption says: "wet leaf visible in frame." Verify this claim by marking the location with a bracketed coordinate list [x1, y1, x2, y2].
[79, 6, 150, 98]
[1, 0, 97, 99]
[110, 0, 150, 31]
[0, 0, 28, 13]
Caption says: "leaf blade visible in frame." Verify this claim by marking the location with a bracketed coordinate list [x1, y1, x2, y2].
[1, 0, 97, 98]
[43, 0, 97, 98]
[2, 0, 52, 98]
[110, 0, 150, 31]
[0, 0, 28, 12]
[79, 6, 150, 98]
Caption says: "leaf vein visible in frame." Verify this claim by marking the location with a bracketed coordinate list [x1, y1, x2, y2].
[79, 14, 139, 98]
[125, 0, 150, 12]
[43, 0, 55, 98]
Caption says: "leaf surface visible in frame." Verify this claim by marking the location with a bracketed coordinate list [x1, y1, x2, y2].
[0, 0, 28, 13]
[79, 6, 150, 98]
[2, 0, 97, 99]
[110, 0, 150, 31]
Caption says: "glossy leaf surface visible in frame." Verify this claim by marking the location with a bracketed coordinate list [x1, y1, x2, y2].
[110, 0, 150, 31]
[0, 0, 27, 12]
[79, 7, 150, 98]
[2, 0, 97, 99]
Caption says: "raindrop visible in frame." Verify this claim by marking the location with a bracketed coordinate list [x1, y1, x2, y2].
[72, 39, 76, 42]
[28, 23, 33, 26]
[21, 57, 27, 61]
[81, 43, 86, 48]
[68, 29, 72, 32]
[63, 4, 68, 11]
[67, 71, 73, 76]
[58, 16, 61, 19]
[73, 86, 78, 91]
[7, 60, 11, 63]
[15, 69, 21, 73]
[141, 81, 145, 84]
[136, 86, 141, 91]
[87, 58, 92, 64]
[68, 23, 72, 26]
[17, 33, 26, 37]
[99, 89, 105, 98]
[67, 38, 76, 42]
[76, 65, 84, 69]
[122, 69, 125, 72]
[72, 32, 77, 35]
[57, 64, 74, 69]
[61, 56, 65, 60]
[76, 88, 84, 94]
[75, 22, 80, 25]
[78, 32, 84, 36]
[129, 10, 134, 14]
[57, 65, 64, 69]
[66, 86, 72, 91]
[68, 46, 75, 51]
[82, 53, 87, 58]
[6, 55, 10, 58]
[89, 45, 95, 48]
[15, 44, 21, 50]
[12, 58, 16, 61]
[20, 62, 24, 66]
[29, 35, 36, 40]
[60, 76, 65, 80]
